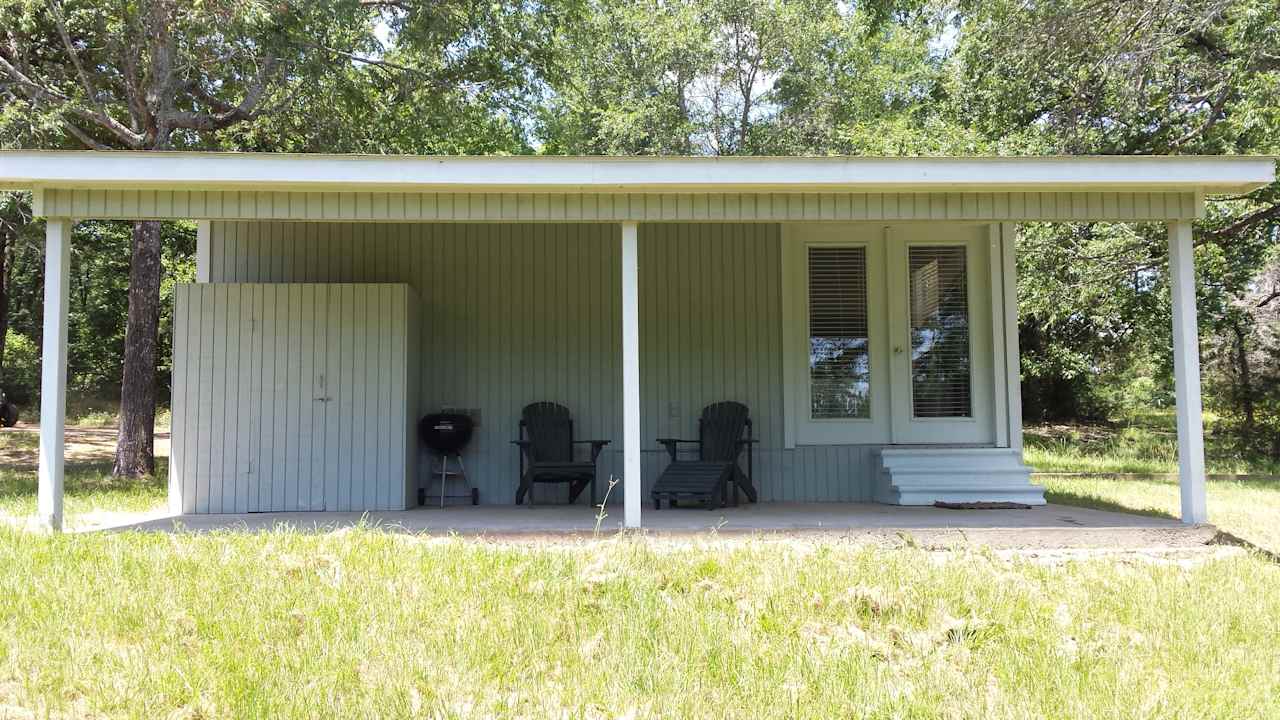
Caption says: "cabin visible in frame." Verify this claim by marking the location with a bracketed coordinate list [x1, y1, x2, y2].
[2, 151, 1273, 530]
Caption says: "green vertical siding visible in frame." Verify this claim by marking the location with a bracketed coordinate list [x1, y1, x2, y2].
[201, 221, 883, 506]
[40, 187, 1203, 221]
[636, 224, 878, 502]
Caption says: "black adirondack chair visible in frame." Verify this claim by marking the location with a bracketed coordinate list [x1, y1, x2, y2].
[651, 401, 759, 510]
[513, 402, 610, 506]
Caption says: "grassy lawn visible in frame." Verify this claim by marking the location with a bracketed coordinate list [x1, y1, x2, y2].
[1026, 415, 1280, 553]
[1042, 473, 1280, 552]
[0, 529, 1277, 718]
[59, 398, 171, 430]
[1024, 411, 1280, 476]
[0, 429, 167, 524]
[0, 460, 167, 519]
[0, 416, 1277, 716]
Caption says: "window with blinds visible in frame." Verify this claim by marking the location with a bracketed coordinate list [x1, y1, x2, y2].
[808, 246, 871, 419]
[908, 246, 972, 418]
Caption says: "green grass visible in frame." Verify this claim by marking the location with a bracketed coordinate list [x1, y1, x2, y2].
[1044, 474, 1280, 553]
[1026, 414, 1280, 552]
[0, 461, 167, 521]
[19, 398, 172, 430]
[0, 432, 167, 523]
[0, 411, 1276, 716]
[0, 529, 1277, 719]
[1025, 415, 1280, 476]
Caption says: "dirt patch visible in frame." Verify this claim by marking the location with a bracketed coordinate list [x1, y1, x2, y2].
[0, 422, 170, 468]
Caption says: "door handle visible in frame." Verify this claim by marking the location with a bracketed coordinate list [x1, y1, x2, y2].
[314, 396, 332, 403]
[893, 346, 904, 354]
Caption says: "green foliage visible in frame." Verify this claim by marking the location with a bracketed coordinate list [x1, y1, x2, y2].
[1204, 245, 1280, 457]
[243, 1, 559, 155]
[0, 0, 380, 150]
[0, 329, 37, 405]
[537, 0, 716, 154]
[1, 0, 1278, 439]
[539, 0, 940, 155]
[944, 0, 1280, 425]
[0, 218, 194, 406]
[949, 0, 1280, 155]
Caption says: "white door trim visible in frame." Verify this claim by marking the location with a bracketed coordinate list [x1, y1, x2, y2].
[782, 223, 892, 446]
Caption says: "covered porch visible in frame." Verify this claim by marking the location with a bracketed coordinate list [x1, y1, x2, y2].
[3, 152, 1272, 531]
[101, 502, 1211, 552]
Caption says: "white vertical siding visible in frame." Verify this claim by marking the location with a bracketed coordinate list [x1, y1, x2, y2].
[200, 221, 918, 506]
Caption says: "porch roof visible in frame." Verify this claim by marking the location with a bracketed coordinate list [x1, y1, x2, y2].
[0, 150, 1273, 194]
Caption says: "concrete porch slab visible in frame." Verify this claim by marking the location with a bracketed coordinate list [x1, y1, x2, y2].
[98, 503, 1212, 550]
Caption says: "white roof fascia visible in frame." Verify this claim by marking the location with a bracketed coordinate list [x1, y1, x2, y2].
[0, 151, 1273, 194]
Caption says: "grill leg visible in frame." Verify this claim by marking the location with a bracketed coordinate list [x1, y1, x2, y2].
[440, 454, 448, 508]
[456, 454, 467, 506]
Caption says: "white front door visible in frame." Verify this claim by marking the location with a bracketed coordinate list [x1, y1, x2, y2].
[783, 222, 1002, 449]
[886, 225, 996, 445]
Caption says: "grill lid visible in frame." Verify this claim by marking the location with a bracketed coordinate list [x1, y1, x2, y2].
[419, 412, 475, 453]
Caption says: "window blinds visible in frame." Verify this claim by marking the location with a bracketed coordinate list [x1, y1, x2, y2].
[808, 246, 871, 419]
[908, 246, 972, 418]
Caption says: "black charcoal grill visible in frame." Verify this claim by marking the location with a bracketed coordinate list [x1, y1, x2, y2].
[419, 413, 479, 506]
[419, 413, 474, 453]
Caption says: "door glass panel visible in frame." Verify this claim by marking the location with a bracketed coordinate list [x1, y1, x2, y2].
[808, 246, 870, 419]
[908, 246, 971, 418]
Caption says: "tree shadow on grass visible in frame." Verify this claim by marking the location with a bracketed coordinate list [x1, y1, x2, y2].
[0, 459, 168, 513]
[1049, 486, 1280, 562]
[1043, 488, 1178, 521]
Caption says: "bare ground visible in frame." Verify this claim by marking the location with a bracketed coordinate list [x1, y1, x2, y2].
[0, 421, 169, 468]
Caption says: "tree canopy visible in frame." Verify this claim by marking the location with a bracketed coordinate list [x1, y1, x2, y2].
[1, 0, 1278, 458]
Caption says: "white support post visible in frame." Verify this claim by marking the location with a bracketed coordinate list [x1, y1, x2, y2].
[1000, 223, 1024, 453]
[37, 218, 72, 532]
[621, 222, 642, 529]
[1168, 221, 1207, 524]
[195, 220, 211, 282]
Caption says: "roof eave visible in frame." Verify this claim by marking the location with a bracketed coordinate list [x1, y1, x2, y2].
[0, 151, 1273, 196]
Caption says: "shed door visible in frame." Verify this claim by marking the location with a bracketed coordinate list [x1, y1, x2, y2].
[886, 225, 996, 445]
[280, 284, 405, 512]
[172, 283, 411, 514]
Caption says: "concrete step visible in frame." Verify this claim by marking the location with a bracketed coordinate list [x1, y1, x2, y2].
[876, 447, 1045, 506]
[881, 485, 1050, 506]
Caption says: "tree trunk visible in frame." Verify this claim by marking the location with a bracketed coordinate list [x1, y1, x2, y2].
[114, 220, 162, 477]
[0, 225, 9, 377]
